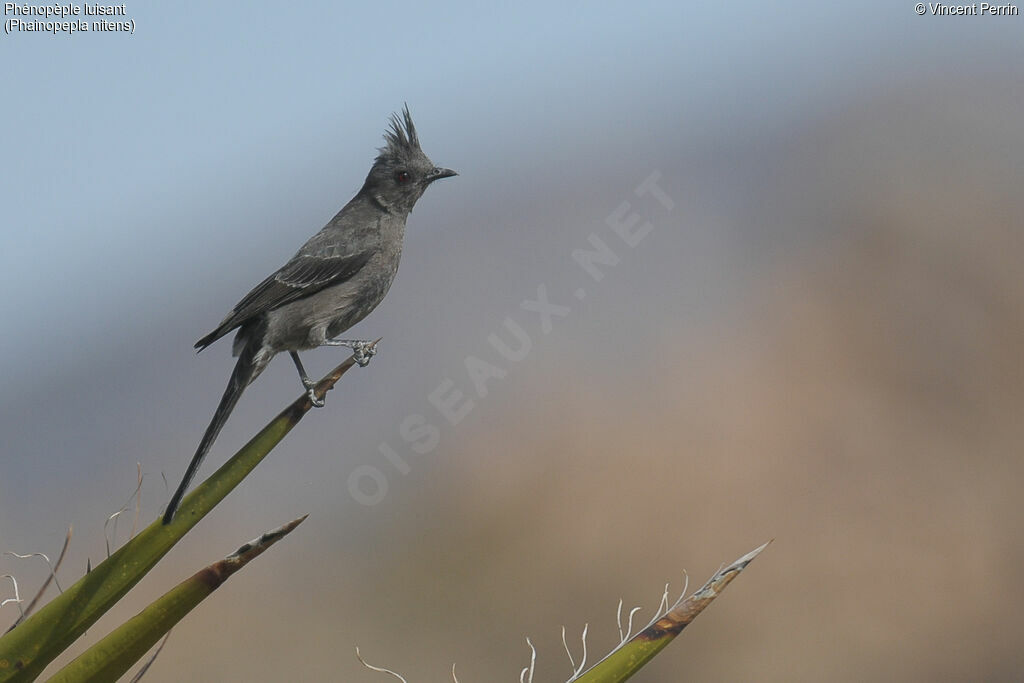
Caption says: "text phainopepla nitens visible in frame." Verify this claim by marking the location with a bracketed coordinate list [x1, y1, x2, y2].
[162, 106, 456, 524]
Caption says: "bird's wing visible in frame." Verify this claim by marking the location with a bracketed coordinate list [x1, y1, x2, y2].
[195, 250, 372, 350]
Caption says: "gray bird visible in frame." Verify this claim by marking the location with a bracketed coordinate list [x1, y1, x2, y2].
[163, 106, 456, 524]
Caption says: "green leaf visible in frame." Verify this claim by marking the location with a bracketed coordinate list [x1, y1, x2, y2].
[573, 541, 770, 683]
[46, 516, 307, 683]
[0, 351, 367, 682]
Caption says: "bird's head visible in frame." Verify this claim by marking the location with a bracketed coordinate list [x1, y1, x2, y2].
[360, 105, 457, 215]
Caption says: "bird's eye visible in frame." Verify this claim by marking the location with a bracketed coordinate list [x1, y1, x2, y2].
[395, 170, 410, 183]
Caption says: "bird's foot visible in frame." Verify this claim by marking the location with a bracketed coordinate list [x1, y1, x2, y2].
[350, 340, 376, 367]
[324, 339, 377, 367]
[302, 376, 325, 408]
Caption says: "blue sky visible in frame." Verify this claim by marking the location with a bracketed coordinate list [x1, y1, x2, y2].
[2, 0, 1020, 479]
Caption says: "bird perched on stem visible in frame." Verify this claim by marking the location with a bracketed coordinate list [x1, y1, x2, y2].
[162, 106, 456, 524]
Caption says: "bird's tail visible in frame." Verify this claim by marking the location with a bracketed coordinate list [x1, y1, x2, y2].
[162, 342, 260, 524]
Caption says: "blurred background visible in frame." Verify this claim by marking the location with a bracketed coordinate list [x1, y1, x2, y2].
[2, 1, 1022, 680]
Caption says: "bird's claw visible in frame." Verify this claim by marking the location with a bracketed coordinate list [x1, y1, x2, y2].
[301, 377, 325, 408]
[350, 341, 376, 367]
[306, 386, 325, 408]
[320, 338, 377, 366]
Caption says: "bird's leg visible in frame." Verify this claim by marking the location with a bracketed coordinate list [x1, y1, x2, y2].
[321, 338, 377, 367]
[290, 351, 324, 407]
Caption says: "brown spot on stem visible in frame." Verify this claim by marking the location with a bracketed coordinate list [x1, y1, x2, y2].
[193, 565, 227, 590]
[638, 616, 688, 640]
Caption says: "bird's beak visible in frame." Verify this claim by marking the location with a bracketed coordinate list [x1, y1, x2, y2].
[427, 167, 458, 183]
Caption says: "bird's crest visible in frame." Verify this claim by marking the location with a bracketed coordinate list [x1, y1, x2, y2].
[377, 104, 420, 162]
